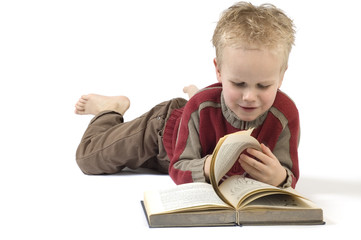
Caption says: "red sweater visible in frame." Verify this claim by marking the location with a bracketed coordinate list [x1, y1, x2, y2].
[163, 83, 300, 188]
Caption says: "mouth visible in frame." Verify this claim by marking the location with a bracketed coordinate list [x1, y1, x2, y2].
[240, 106, 257, 112]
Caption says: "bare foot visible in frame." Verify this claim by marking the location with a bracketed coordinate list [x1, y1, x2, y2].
[74, 94, 130, 116]
[183, 84, 199, 99]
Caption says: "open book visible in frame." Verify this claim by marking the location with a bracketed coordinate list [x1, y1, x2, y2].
[142, 129, 324, 227]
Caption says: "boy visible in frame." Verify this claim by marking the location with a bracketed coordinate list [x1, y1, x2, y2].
[75, 2, 299, 188]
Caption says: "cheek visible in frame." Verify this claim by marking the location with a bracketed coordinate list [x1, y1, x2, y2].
[260, 90, 277, 108]
[223, 87, 240, 105]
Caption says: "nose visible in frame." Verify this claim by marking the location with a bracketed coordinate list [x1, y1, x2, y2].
[242, 89, 256, 102]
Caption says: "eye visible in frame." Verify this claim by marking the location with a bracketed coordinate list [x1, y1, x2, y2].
[232, 82, 246, 88]
[257, 83, 271, 89]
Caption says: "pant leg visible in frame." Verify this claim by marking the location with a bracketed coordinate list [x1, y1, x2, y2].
[75, 98, 187, 175]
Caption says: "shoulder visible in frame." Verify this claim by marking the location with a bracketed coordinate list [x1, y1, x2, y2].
[269, 90, 299, 127]
[191, 82, 222, 103]
[184, 83, 223, 112]
[273, 90, 299, 118]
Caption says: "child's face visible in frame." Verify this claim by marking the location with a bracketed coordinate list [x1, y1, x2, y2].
[214, 46, 285, 122]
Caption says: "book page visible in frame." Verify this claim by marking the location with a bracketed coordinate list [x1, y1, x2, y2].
[218, 175, 279, 208]
[211, 129, 261, 186]
[218, 175, 306, 209]
[241, 194, 319, 210]
[144, 182, 231, 216]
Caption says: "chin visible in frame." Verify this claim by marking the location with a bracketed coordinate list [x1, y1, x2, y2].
[237, 114, 258, 122]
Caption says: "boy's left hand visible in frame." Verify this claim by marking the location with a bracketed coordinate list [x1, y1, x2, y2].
[238, 143, 286, 187]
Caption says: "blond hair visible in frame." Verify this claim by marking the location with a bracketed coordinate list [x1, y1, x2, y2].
[212, 2, 295, 71]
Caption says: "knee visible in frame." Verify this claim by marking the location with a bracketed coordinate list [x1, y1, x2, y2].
[75, 139, 100, 174]
[76, 152, 123, 175]
[75, 145, 101, 175]
[76, 156, 95, 175]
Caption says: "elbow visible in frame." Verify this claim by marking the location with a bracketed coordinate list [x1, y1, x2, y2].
[169, 167, 194, 185]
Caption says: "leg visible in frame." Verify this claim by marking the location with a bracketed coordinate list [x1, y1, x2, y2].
[75, 98, 187, 175]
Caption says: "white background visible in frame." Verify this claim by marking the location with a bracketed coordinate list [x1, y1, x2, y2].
[1, 0, 360, 239]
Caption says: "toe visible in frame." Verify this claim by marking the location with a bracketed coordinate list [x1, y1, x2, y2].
[75, 103, 84, 111]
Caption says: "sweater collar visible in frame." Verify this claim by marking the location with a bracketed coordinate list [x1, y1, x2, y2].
[221, 92, 268, 130]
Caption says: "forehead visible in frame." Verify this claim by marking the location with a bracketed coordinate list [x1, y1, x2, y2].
[221, 46, 283, 75]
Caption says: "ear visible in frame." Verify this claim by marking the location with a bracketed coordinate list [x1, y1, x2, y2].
[213, 58, 222, 83]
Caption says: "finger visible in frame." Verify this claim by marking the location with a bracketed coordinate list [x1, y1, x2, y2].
[246, 148, 272, 165]
[260, 143, 277, 159]
[239, 157, 263, 180]
[239, 153, 265, 172]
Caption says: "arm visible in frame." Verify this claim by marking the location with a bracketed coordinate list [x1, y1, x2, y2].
[168, 108, 209, 184]
[168, 84, 226, 185]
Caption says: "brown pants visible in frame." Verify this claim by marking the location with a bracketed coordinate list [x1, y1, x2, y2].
[76, 98, 187, 174]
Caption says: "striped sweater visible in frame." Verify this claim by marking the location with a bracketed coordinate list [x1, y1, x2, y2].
[163, 83, 300, 188]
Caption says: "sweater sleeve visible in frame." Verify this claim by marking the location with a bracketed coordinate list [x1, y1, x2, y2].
[272, 124, 299, 188]
[168, 84, 225, 185]
[168, 105, 208, 184]
[267, 91, 300, 188]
